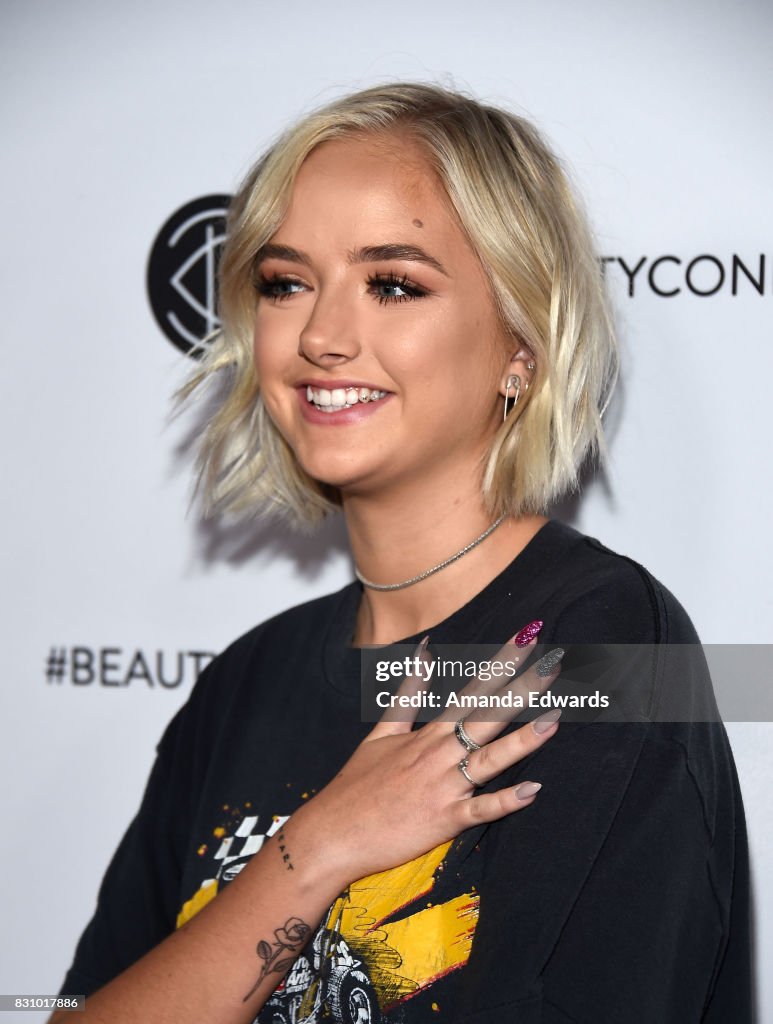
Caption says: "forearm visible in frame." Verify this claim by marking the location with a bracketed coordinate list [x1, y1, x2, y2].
[49, 634, 557, 1023]
[49, 808, 346, 1024]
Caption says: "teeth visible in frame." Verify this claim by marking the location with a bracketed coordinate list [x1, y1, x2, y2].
[305, 386, 388, 411]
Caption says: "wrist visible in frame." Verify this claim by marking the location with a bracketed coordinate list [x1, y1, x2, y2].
[271, 800, 355, 900]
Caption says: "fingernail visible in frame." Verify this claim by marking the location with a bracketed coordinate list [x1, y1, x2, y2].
[417, 635, 430, 654]
[532, 708, 562, 734]
[535, 647, 565, 678]
[515, 781, 542, 800]
[511, 620, 543, 647]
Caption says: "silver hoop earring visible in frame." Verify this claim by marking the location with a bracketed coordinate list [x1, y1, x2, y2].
[503, 374, 521, 422]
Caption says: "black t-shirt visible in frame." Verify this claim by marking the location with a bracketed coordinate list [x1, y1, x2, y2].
[59, 520, 752, 1022]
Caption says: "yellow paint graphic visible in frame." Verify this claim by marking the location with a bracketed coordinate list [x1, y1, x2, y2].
[175, 819, 480, 1011]
[324, 840, 479, 1008]
[341, 841, 452, 927]
[176, 878, 218, 929]
[379, 894, 479, 988]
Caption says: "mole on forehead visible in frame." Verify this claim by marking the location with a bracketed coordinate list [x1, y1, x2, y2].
[412, 219, 424, 228]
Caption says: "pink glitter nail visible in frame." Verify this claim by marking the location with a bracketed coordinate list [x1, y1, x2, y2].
[512, 619, 544, 647]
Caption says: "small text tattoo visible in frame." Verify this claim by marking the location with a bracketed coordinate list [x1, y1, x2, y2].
[277, 828, 294, 871]
[242, 916, 311, 1002]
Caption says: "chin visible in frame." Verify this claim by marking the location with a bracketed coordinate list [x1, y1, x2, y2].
[294, 450, 373, 491]
[302, 459, 395, 499]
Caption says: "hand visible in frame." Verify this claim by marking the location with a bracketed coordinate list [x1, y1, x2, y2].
[289, 625, 564, 887]
[48, 626, 565, 1024]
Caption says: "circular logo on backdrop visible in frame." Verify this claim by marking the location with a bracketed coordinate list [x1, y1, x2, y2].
[147, 194, 232, 357]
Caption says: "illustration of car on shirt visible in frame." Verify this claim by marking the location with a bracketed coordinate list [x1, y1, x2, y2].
[262, 919, 381, 1024]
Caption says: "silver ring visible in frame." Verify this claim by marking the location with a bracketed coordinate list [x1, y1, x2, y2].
[457, 756, 483, 788]
[454, 717, 482, 752]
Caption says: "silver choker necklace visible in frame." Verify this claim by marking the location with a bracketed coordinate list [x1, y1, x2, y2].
[354, 515, 508, 592]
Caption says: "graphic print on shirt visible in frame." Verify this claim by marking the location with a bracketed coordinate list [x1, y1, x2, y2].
[176, 807, 480, 1022]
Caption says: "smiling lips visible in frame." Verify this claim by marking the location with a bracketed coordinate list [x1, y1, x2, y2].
[297, 383, 392, 424]
[306, 384, 388, 412]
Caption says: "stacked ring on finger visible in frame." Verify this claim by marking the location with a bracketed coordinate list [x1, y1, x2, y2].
[457, 755, 483, 788]
[454, 716, 482, 753]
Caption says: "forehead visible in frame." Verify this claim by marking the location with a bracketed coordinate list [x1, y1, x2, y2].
[280, 134, 470, 252]
[297, 133, 432, 191]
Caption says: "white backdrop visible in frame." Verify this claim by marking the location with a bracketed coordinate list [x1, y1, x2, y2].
[2, 0, 771, 1020]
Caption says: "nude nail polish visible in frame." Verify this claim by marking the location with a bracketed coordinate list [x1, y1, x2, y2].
[417, 635, 430, 653]
[532, 708, 562, 734]
[511, 620, 543, 647]
[515, 781, 542, 800]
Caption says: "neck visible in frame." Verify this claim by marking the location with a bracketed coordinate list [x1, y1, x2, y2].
[342, 486, 548, 646]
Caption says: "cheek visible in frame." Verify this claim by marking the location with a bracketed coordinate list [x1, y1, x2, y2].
[252, 327, 291, 425]
[251, 330, 266, 379]
[411, 309, 499, 396]
[252, 318, 287, 381]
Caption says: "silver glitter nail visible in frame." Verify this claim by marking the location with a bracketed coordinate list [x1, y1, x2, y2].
[535, 647, 565, 678]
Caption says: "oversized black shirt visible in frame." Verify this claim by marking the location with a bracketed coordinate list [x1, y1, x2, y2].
[59, 520, 752, 1022]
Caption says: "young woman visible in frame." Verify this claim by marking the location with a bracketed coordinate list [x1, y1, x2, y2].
[54, 82, 751, 1023]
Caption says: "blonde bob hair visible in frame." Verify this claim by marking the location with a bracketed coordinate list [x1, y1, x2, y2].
[181, 80, 618, 532]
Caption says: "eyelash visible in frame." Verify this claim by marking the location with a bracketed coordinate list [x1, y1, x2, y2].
[254, 271, 428, 305]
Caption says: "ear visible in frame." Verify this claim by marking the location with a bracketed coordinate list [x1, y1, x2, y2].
[498, 344, 537, 399]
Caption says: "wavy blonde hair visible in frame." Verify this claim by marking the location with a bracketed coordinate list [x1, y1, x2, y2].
[180, 80, 618, 532]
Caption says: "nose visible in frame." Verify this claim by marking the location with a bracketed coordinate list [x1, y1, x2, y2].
[297, 285, 361, 368]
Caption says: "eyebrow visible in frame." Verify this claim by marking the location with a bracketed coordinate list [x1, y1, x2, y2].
[253, 242, 450, 277]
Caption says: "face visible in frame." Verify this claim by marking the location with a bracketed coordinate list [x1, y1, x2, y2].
[252, 134, 514, 500]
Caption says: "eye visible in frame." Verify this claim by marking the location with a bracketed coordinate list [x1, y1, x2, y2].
[367, 272, 428, 305]
[254, 270, 429, 305]
[254, 273, 306, 302]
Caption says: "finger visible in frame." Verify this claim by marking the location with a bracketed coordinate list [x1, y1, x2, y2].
[453, 708, 561, 789]
[500, 646, 565, 712]
[434, 621, 544, 724]
[461, 620, 543, 700]
[370, 636, 432, 736]
[455, 779, 544, 827]
[451, 647, 566, 747]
